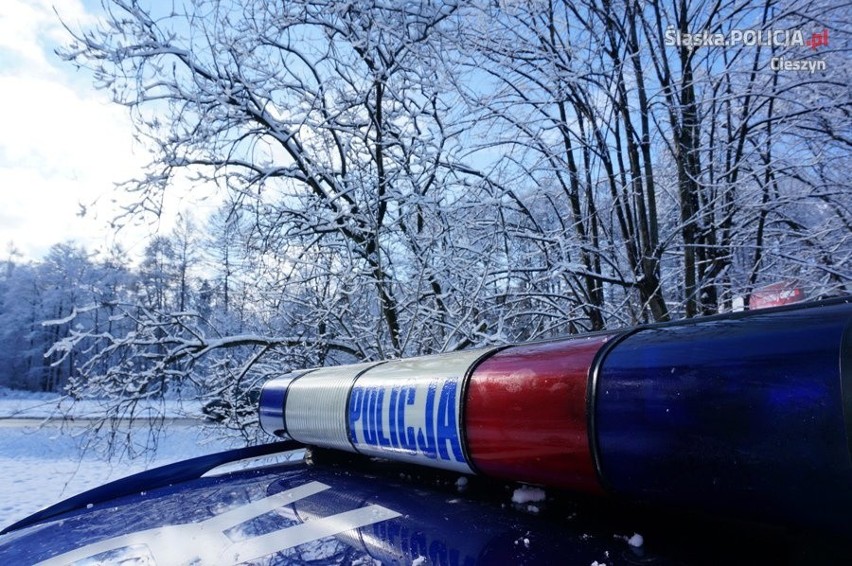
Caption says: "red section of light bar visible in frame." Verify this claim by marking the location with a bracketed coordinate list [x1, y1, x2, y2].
[465, 335, 611, 493]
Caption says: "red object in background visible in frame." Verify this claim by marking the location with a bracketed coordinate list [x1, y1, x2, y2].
[750, 283, 805, 310]
[464, 335, 612, 494]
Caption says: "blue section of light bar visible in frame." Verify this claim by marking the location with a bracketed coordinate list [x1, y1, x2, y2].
[594, 301, 852, 531]
[259, 371, 308, 437]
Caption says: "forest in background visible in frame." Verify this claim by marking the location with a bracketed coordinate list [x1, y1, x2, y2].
[0, 0, 848, 438]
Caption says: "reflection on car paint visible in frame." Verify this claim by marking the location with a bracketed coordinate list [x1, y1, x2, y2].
[37, 482, 399, 565]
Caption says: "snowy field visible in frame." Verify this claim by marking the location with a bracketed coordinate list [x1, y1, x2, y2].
[0, 388, 241, 529]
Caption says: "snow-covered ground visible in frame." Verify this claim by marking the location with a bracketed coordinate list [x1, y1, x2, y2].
[0, 388, 241, 529]
[0, 386, 206, 420]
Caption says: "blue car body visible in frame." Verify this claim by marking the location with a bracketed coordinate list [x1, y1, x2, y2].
[1, 440, 850, 564]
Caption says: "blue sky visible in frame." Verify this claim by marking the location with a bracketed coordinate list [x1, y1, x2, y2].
[0, 0, 204, 262]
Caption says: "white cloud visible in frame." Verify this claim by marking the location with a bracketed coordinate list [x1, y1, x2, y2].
[0, 0, 214, 262]
[0, 0, 141, 260]
[0, 0, 94, 75]
[0, 74, 134, 180]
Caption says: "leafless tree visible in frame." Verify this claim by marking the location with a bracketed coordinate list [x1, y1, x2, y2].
[456, 0, 850, 320]
[49, 0, 850, 450]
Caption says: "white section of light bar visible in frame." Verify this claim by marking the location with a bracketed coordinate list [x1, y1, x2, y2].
[348, 348, 497, 474]
[285, 362, 383, 452]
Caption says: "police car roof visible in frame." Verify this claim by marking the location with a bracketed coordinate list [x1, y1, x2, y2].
[1, 442, 848, 564]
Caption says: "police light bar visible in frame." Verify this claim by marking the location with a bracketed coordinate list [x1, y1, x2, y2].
[259, 298, 852, 531]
